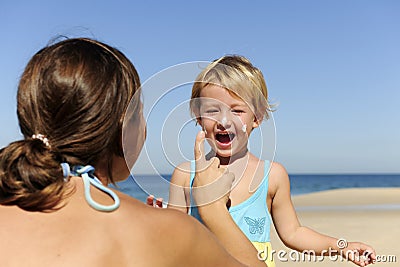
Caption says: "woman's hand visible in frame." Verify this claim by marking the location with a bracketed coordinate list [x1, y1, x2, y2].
[192, 131, 234, 209]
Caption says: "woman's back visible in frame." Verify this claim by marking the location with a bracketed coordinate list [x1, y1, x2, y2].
[0, 177, 243, 267]
[0, 178, 136, 266]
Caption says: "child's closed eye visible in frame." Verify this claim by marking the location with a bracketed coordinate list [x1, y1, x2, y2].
[205, 109, 219, 114]
[232, 109, 245, 114]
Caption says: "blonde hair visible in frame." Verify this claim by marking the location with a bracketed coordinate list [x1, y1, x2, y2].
[190, 55, 273, 121]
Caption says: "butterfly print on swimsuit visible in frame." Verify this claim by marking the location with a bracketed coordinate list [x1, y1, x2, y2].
[244, 217, 266, 235]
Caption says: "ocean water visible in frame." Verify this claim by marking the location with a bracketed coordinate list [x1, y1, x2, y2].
[114, 174, 400, 203]
[289, 174, 400, 195]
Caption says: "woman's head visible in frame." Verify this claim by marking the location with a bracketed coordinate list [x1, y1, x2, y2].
[190, 55, 272, 122]
[0, 38, 142, 211]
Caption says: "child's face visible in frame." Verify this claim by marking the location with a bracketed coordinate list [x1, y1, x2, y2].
[198, 85, 260, 159]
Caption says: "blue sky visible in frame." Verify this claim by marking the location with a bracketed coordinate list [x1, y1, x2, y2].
[0, 0, 399, 174]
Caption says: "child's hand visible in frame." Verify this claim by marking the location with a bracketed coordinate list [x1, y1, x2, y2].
[192, 131, 234, 208]
[146, 195, 163, 208]
[342, 241, 376, 266]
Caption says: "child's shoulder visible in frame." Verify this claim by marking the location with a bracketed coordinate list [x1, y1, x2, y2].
[171, 161, 192, 186]
[269, 161, 288, 177]
[173, 161, 192, 175]
[267, 161, 290, 195]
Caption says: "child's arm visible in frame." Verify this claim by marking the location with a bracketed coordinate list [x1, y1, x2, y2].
[270, 162, 375, 266]
[167, 162, 191, 213]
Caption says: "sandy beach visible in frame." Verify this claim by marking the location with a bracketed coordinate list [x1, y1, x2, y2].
[269, 188, 400, 267]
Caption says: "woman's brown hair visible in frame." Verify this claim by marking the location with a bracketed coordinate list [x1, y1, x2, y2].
[0, 38, 141, 211]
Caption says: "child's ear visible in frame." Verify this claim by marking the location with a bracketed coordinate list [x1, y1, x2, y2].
[196, 117, 202, 126]
[193, 107, 202, 126]
[252, 115, 263, 129]
[252, 119, 261, 129]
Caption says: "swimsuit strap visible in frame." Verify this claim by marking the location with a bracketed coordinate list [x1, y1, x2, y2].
[61, 163, 120, 212]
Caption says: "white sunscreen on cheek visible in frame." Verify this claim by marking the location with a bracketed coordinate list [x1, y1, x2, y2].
[242, 124, 247, 133]
[238, 116, 247, 133]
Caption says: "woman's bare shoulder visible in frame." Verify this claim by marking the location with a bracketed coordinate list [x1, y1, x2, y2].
[112, 191, 196, 235]
[114, 197, 233, 266]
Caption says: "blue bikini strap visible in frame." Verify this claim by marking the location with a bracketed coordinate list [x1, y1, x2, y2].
[61, 163, 120, 212]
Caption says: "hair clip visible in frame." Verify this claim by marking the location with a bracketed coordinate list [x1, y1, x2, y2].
[32, 134, 50, 148]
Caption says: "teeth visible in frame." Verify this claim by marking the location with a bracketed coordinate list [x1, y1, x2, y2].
[218, 132, 233, 136]
[216, 132, 235, 143]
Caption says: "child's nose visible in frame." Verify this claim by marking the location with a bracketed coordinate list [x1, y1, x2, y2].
[218, 115, 232, 128]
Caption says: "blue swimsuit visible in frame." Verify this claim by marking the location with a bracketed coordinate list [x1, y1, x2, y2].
[61, 163, 120, 212]
[188, 160, 275, 266]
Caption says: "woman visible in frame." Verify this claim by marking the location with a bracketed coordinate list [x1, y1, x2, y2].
[0, 38, 265, 266]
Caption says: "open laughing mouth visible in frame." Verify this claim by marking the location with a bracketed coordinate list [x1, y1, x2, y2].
[215, 132, 235, 147]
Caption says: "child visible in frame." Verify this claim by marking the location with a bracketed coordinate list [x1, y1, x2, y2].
[161, 55, 376, 266]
